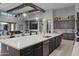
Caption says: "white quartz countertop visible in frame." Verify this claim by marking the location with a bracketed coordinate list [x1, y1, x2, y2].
[0, 33, 62, 50]
[72, 42, 79, 56]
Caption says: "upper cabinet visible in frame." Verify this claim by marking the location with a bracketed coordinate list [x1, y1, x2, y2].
[53, 6, 75, 30]
[53, 20, 75, 29]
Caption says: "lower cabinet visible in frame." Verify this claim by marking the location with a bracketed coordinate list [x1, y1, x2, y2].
[33, 46, 43, 56]
[62, 33, 75, 40]
[20, 35, 62, 56]
[33, 42, 43, 56]
[56, 36, 61, 48]
[21, 50, 33, 56]
[20, 42, 43, 56]
[49, 37, 56, 54]
[20, 46, 34, 56]
[49, 35, 62, 54]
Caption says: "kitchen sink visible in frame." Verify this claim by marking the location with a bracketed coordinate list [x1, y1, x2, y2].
[43, 36, 51, 38]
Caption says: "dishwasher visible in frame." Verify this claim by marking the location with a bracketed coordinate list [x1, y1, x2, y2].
[43, 40, 49, 56]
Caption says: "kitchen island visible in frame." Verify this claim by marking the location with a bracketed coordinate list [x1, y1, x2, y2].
[0, 33, 62, 56]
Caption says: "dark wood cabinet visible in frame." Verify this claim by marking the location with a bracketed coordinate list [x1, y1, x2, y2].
[62, 33, 75, 40]
[20, 46, 34, 56]
[33, 42, 43, 56]
[20, 35, 62, 56]
[33, 46, 43, 56]
[54, 20, 75, 29]
[49, 38, 54, 53]
[22, 50, 34, 56]
[49, 35, 62, 54]
[20, 42, 43, 56]
[49, 37, 57, 54]
[56, 36, 61, 47]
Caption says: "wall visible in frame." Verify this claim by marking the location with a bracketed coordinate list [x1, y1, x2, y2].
[28, 9, 54, 34]
[0, 15, 25, 31]
[28, 9, 53, 20]
[75, 4, 79, 12]
[42, 9, 53, 20]
[53, 6, 75, 33]
[0, 16, 17, 22]
[54, 5, 75, 20]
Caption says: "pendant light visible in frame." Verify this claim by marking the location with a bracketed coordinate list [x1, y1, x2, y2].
[22, 13, 27, 17]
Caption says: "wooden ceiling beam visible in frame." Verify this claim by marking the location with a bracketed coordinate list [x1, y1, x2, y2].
[6, 3, 45, 16]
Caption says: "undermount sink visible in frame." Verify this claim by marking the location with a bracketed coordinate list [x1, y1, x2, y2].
[43, 36, 51, 38]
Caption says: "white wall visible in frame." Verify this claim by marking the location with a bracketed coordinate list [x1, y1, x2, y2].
[28, 9, 53, 20]
[42, 10, 53, 20]
[75, 4, 79, 12]
[54, 6, 75, 20]
[0, 16, 17, 22]
[0, 15, 25, 31]
[28, 9, 54, 34]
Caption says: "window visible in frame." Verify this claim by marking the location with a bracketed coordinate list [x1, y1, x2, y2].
[0, 12, 15, 17]
[10, 23, 16, 31]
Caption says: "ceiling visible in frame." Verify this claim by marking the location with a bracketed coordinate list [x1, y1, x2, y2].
[0, 3, 22, 11]
[12, 6, 34, 14]
[0, 3, 75, 15]
[34, 3, 75, 10]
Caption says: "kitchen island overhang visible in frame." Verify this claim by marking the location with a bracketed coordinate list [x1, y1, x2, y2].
[0, 33, 62, 56]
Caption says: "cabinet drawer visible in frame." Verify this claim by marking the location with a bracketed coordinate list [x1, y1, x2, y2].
[33, 42, 43, 48]
[21, 50, 33, 56]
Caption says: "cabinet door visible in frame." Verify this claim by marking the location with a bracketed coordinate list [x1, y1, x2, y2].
[20, 46, 33, 56]
[67, 33, 75, 40]
[59, 35, 62, 45]
[53, 37, 57, 49]
[33, 46, 43, 56]
[55, 36, 59, 48]
[33, 43, 43, 56]
[49, 36, 62, 54]
[56, 36, 61, 47]
[49, 37, 56, 53]
[49, 38, 53, 53]
[63, 33, 68, 39]
[22, 50, 34, 56]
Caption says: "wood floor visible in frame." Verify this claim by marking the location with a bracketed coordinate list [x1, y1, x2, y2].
[49, 39, 74, 56]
